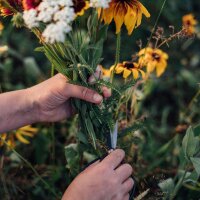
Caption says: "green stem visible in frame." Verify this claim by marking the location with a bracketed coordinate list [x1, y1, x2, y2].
[0, 139, 61, 199]
[170, 165, 188, 200]
[111, 32, 121, 83]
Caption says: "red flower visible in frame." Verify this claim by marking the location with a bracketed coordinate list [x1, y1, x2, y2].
[0, 0, 22, 16]
[22, 0, 41, 10]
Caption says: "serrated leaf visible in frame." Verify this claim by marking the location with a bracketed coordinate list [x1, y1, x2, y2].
[182, 126, 197, 160]
[190, 157, 200, 176]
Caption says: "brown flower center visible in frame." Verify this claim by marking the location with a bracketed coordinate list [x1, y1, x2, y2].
[124, 62, 135, 69]
[73, 0, 86, 13]
[152, 53, 161, 62]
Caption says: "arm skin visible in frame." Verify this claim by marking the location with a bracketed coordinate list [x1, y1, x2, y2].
[0, 73, 110, 133]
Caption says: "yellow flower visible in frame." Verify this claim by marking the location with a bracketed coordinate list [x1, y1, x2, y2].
[99, 0, 150, 35]
[112, 61, 145, 79]
[0, 22, 4, 32]
[73, 0, 89, 16]
[100, 65, 112, 78]
[138, 47, 168, 77]
[182, 14, 198, 35]
[15, 125, 38, 144]
[0, 125, 38, 149]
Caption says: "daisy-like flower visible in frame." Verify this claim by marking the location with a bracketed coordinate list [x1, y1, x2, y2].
[99, 0, 150, 35]
[23, 8, 39, 28]
[73, 0, 89, 16]
[112, 61, 145, 79]
[0, 125, 38, 149]
[0, 45, 9, 53]
[182, 14, 198, 36]
[138, 47, 168, 77]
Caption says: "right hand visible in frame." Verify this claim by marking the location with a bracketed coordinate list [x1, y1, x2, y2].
[62, 149, 134, 200]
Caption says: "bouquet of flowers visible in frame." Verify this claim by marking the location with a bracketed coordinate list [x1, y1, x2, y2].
[0, 0, 151, 154]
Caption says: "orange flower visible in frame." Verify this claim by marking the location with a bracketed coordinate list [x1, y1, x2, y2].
[139, 47, 168, 77]
[182, 14, 198, 35]
[99, 0, 150, 35]
[113, 61, 145, 79]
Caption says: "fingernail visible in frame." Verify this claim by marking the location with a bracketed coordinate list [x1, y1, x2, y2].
[93, 94, 103, 102]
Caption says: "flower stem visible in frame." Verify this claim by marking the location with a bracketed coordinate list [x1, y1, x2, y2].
[111, 32, 121, 83]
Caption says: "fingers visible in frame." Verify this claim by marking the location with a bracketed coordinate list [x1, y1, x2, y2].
[115, 163, 133, 183]
[101, 149, 125, 170]
[65, 84, 103, 104]
[102, 86, 111, 98]
[122, 177, 134, 194]
[84, 160, 100, 173]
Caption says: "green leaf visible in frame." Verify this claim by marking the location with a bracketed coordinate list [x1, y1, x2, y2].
[182, 126, 198, 160]
[190, 157, 200, 176]
[158, 178, 175, 195]
[35, 46, 45, 52]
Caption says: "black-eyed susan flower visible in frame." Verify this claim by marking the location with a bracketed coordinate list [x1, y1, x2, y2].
[112, 61, 145, 79]
[182, 14, 198, 36]
[0, 125, 38, 149]
[99, 0, 150, 35]
[73, 0, 89, 16]
[0, 0, 22, 16]
[138, 47, 168, 77]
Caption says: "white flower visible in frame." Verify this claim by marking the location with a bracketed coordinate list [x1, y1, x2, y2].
[23, 9, 39, 28]
[90, 0, 111, 8]
[42, 22, 71, 43]
[54, 7, 75, 23]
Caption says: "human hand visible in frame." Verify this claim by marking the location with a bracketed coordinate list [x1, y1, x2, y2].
[62, 149, 134, 200]
[29, 73, 111, 123]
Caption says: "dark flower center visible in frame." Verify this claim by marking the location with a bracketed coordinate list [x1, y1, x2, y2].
[73, 0, 86, 13]
[152, 53, 160, 61]
[124, 62, 135, 69]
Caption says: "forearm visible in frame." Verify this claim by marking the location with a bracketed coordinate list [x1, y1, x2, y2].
[0, 89, 36, 133]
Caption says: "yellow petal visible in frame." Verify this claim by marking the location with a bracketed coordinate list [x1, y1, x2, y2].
[132, 69, 139, 79]
[124, 6, 137, 35]
[123, 68, 132, 79]
[15, 132, 30, 144]
[114, 4, 126, 34]
[102, 7, 114, 24]
[139, 2, 151, 18]
[115, 66, 124, 74]
[139, 69, 146, 79]
[156, 62, 167, 77]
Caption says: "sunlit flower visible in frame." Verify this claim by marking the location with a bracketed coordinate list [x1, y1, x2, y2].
[90, 0, 111, 8]
[138, 47, 168, 77]
[182, 14, 198, 36]
[0, 125, 38, 149]
[22, 0, 41, 10]
[73, 0, 89, 16]
[112, 61, 145, 79]
[99, 0, 150, 35]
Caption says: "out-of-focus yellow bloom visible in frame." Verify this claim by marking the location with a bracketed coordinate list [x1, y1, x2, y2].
[0, 45, 8, 53]
[99, 0, 150, 35]
[100, 65, 112, 78]
[73, 0, 89, 16]
[112, 61, 145, 79]
[182, 14, 198, 35]
[0, 125, 38, 149]
[0, 22, 4, 33]
[138, 47, 168, 77]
